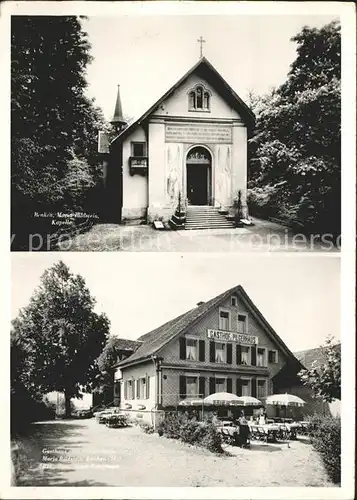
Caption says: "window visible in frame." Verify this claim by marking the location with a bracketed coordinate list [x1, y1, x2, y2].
[188, 84, 211, 111]
[268, 350, 278, 364]
[231, 296, 237, 307]
[196, 87, 203, 108]
[215, 377, 226, 393]
[241, 379, 250, 397]
[238, 314, 247, 333]
[186, 376, 198, 397]
[186, 338, 198, 361]
[131, 142, 147, 157]
[257, 379, 267, 398]
[219, 309, 230, 330]
[215, 342, 225, 363]
[257, 348, 267, 367]
[241, 346, 250, 365]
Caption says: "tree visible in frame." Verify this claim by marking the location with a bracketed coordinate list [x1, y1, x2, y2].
[11, 16, 107, 247]
[248, 21, 341, 237]
[11, 261, 110, 417]
[298, 337, 341, 403]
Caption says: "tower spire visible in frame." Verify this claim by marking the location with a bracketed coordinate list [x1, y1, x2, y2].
[110, 85, 127, 132]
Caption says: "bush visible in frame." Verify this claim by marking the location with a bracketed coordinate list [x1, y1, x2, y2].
[157, 412, 223, 454]
[307, 414, 341, 484]
[139, 422, 155, 434]
[247, 186, 280, 219]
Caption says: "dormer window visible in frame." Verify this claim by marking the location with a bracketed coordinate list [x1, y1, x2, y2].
[188, 84, 211, 111]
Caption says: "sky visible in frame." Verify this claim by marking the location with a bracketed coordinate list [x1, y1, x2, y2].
[11, 253, 340, 353]
[81, 14, 337, 122]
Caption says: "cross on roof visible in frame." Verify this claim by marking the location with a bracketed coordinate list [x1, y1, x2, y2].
[197, 36, 206, 58]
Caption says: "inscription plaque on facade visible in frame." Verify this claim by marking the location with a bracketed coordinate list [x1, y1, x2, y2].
[207, 329, 258, 345]
[165, 124, 232, 144]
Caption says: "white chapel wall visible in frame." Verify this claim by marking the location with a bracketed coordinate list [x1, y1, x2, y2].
[155, 74, 242, 120]
[122, 126, 148, 220]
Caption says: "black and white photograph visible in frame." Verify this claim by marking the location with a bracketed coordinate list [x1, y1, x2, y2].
[9, 5, 344, 252]
[10, 253, 342, 488]
[2, 1, 356, 500]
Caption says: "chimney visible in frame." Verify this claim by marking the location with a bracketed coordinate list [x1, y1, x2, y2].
[196, 301, 205, 307]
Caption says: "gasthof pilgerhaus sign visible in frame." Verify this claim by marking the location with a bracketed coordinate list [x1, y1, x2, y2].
[207, 329, 258, 345]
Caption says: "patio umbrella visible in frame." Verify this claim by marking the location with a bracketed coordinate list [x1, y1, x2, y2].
[203, 392, 242, 406]
[236, 396, 262, 406]
[265, 393, 305, 407]
[265, 393, 305, 419]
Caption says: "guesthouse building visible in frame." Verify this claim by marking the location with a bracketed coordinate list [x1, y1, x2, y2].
[113, 285, 306, 425]
[99, 57, 255, 226]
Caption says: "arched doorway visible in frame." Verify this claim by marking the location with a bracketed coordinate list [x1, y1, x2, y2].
[186, 146, 212, 205]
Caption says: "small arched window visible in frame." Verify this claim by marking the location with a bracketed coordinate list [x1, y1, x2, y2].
[204, 92, 210, 109]
[188, 84, 211, 111]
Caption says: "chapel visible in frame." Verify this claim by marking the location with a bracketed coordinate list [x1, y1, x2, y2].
[99, 55, 255, 226]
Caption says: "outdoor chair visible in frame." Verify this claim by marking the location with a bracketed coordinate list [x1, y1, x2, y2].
[277, 424, 290, 441]
[220, 427, 235, 447]
[250, 426, 260, 441]
[257, 426, 268, 444]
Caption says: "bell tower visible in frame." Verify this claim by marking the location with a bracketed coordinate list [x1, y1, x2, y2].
[110, 85, 127, 134]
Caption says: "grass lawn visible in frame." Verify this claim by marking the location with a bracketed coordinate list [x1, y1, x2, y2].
[12, 419, 335, 487]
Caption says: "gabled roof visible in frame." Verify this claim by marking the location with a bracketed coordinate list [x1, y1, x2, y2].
[110, 57, 255, 147]
[117, 285, 299, 369]
[112, 338, 143, 352]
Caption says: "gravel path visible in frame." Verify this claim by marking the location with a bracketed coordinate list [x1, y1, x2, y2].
[57, 218, 339, 252]
[14, 419, 334, 487]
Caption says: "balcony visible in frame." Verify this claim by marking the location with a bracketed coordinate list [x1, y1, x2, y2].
[129, 156, 148, 176]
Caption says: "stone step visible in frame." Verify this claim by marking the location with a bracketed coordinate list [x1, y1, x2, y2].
[184, 205, 235, 230]
[185, 225, 235, 230]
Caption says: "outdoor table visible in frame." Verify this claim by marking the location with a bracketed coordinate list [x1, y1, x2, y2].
[105, 413, 128, 428]
[276, 422, 300, 439]
[219, 420, 233, 427]
[217, 424, 250, 447]
[249, 423, 279, 442]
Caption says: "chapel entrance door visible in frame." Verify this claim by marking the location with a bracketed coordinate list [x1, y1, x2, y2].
[186, 147, 212, 205]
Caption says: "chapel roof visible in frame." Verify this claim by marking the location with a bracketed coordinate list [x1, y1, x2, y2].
[110, 56, 255, 147]
[115, 284, 299, 369]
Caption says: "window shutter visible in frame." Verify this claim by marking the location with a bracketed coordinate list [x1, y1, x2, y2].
[209, 341, 215, 363]
[179, 375, 186, 399]
[236, 378, 242, 396]
[124, 380, 127, 400]
[236, 344, 241, 365]
[227, 377, 233, 393]
[251, 345, 257, 366]
[132, 378, 136, 399]
[136, 379, 140, 399]
[199, 340, 205, 362]
[209, 377, 215, 395]
[146, 374, 150, 399]
[251, 378, 257, 398]
[199, 376, 206, 398]
[179, 337, 186, 360]
[227, 343, 232, 364]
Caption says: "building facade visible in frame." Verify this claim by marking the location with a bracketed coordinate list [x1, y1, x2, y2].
[100, 57, 255, 224]
[114, 285, 307, 425]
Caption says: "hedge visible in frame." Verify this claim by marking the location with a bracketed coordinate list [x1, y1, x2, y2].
[308, 414, 341, 484]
